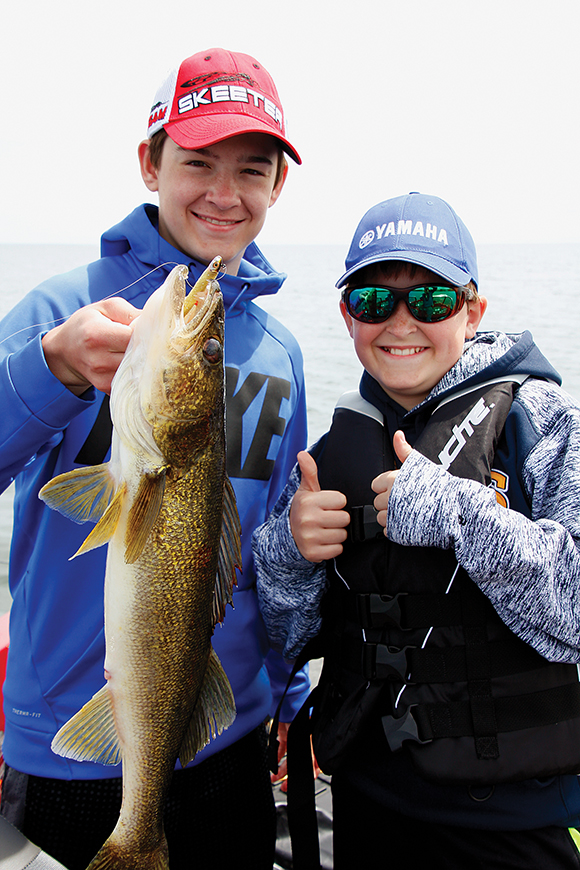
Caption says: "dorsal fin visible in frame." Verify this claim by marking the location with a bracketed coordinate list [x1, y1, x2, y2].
[212, 477, 242, 625]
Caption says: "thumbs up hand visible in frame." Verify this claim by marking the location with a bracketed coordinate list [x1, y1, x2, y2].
[371, 430, 413, 530]
[289, 451, 350, 563]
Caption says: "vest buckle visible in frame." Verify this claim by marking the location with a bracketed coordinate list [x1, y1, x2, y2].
[362, 643, 413, 681]
[356, 592, 407, 629]
[381, 706, 432, 752]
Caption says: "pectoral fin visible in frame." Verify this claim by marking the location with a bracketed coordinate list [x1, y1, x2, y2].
[125, 469, 167, 564]
[39, 464, 116, 523]
[72, 483, 126, 558]
[178, 648, 236, 767]
[212, 477, 242, 625]
[51, 684, 122, 765]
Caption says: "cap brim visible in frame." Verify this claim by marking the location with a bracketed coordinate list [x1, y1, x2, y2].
[336, 250, 474, 289]
[165, 115, 302, 164]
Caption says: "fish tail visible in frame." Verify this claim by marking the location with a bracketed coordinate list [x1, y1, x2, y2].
[86, 836, 169, 870]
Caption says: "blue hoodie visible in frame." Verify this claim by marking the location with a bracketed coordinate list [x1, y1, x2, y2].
[253, 331, 580, 829]
[0, 203, 309, 779]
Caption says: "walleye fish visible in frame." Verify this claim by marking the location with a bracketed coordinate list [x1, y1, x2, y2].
[39, 258, 241, 870]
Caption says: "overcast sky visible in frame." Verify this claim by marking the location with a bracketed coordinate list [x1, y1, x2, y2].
[2, 0, 578, 248]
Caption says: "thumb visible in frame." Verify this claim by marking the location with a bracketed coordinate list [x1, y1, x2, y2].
[297, 450, 321, 493]
[393, 430, 413, 465]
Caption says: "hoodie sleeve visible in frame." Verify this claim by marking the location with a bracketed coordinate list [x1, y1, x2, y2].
[386, 380, 580, 663]
[254, 463, 328, 661]
[0, 290, 96, 493]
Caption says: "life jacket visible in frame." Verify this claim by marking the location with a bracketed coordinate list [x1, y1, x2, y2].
[310, 378, 580, 787]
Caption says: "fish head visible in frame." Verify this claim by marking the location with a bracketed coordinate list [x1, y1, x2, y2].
[111, 258, 226, 471]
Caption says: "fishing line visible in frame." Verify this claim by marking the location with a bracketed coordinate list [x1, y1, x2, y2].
[0, 262, 182, 347]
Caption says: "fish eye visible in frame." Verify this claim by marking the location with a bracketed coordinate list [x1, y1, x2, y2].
[202, 338, 222, 365]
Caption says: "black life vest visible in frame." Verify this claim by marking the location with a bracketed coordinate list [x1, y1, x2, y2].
[311, 378, 580, 787]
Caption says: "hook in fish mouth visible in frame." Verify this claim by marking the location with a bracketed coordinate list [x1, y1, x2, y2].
[183, 257, 224, 321]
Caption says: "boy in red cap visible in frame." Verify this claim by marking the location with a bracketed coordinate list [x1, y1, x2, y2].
[0, 48, 308, 869]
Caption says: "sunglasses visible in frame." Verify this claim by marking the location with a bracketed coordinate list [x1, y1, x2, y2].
[342, 284, 467, 324]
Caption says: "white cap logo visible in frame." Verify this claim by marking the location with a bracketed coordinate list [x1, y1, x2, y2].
[359, 230, 375, 249]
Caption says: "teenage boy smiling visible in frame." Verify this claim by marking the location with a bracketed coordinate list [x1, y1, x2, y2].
[0, 48, 308, 870]
[138, 132, 286, 274]
[254, 192, 580, 868]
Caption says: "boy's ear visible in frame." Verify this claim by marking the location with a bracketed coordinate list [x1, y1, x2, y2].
[340, 300, 355, 338]
[268, 160, 289, 208]
[465, 296, 487, 340]
[138, 140, 160, 192]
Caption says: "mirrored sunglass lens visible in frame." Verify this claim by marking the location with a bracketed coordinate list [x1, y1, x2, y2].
[408, 288, 458, 322]
[348, 288, 394, 321]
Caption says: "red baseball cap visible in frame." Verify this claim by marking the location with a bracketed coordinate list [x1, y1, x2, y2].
[147, 48, 301, 164]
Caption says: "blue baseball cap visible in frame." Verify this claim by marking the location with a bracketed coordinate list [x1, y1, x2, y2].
[336, 192, 478, 289]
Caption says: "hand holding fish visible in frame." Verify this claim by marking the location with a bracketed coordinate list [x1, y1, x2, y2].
[42, 298, 140, 396]
[289, 451, 349, 563]
[372, 430, 413, 529]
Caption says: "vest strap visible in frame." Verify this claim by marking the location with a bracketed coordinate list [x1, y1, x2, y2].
[267, 635, 323, 775]
[266, 634, 325, 870]
[382, 683, 580, 750]
[461, 584, 499, 758]
[352, 590, 463, 630]
[407, 639, 546, 682]
[287, 687, 322, 870]
[339, 636, 547, 683]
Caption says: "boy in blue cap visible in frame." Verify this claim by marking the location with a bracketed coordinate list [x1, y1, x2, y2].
[253, 192, 580, 868]
[0, 48, 308, 869]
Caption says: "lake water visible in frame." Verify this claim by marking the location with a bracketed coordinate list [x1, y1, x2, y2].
[1, 242, 579, 614]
